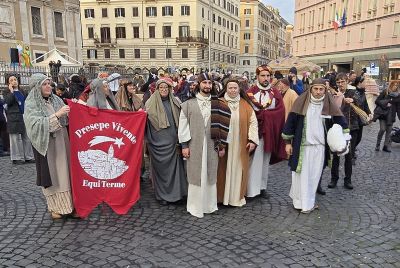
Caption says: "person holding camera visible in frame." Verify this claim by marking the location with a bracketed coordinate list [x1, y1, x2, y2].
[3, 75, 34, 164]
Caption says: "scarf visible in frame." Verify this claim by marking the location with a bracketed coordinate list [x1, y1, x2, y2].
[24, 74, 68, 156]
[87, 79, 120, 110]
[247, 82, 275, 109]
[13, 90, 25, 114]
[224, 92, 240, 111]
[256, 81, 271, 91]
[210, 94, 231, 149]
[145, 90, 180, 132]
[291, 89, 343, 117]
[310, 94, 325, 105]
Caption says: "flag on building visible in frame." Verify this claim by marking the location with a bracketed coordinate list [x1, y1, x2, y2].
[332, 11, 340, 30]
[341, 8, 347, 28]
[67, 101, 146, 218]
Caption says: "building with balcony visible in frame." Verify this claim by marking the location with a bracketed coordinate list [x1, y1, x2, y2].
[0, 0, 82, 65]
[80, 0, 241, 74]
[238, 0, 288, 78]
[293, 0, 400, 81]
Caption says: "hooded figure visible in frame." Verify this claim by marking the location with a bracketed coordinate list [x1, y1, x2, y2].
[145, 78, 187, 204]
[24, 73, 75, 219]
[115, 79, 143, 111]
[87, 79, 120, 110]
[282, 78, 348, 213]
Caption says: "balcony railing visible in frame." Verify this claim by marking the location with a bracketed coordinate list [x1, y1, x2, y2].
[176, 36, 209, 47]
[93, 38, 117, 47]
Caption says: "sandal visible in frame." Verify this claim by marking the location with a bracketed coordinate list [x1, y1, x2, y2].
[51, 212, 63, 219]
[301, 204, 319, 214]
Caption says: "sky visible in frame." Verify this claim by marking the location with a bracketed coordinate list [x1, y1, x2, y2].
[263, 0, 295, 24]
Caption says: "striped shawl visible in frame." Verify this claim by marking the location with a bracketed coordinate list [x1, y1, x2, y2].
[210, 95, 231, 150]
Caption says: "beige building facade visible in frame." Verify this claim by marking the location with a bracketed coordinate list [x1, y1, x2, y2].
[80, 0, 240, 73]
[0, 0, 82, 65]
[238, 0, 288, 78]
[293, 0, 400, 80]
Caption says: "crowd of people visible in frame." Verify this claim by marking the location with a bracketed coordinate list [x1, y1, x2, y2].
[0, 65, 399, 219]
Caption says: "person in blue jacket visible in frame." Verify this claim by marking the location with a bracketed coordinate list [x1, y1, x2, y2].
[288, 67, 304, 95]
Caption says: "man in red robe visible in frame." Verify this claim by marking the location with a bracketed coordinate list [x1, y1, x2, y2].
[246, 65, 286, 199]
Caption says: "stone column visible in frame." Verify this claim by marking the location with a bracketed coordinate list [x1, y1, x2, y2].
[70, 6, 83, 63]
[44, 2, 55, 49]
[18, 0, 30, 45]
[65, 6, 76, 60]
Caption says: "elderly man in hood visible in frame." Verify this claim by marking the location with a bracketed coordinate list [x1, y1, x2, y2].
[282, 78, 349, 213]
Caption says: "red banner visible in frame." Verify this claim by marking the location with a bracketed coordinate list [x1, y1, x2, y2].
[67, 101, 146, 218]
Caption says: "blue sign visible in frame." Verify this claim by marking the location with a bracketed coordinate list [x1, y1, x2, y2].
[370, 62, 375, 69]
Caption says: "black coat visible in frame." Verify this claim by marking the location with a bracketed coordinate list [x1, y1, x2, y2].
[374, 91, 400, 125]
[341, 87, 370, 130]
[283, 112, 348, 172]
[3, 89, 27, 134]
[0, 98, 6, 123]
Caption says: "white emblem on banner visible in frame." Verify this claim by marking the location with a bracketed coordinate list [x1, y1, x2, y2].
[78, 136, 129, 180]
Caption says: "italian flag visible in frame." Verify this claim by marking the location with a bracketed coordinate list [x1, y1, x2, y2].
[332, 11, 340, 30]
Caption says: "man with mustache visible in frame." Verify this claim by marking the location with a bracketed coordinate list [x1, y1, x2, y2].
[246, 65, 286, 199]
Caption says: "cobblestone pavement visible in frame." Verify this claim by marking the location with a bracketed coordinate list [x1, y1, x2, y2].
[0, 123, 399, 268]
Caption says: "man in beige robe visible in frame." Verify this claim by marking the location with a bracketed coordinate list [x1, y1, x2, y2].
[278, 78, 298, 121]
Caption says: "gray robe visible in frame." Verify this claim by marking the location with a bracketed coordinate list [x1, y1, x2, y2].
[180, 99, 218, 186]
[146, 99, 187, 202]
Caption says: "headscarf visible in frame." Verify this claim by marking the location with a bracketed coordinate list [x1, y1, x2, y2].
[87, 79, 120, 110]
[24, 73, 67, 156]
[145, 79, 180, 131]
[256, 65, 273, 76]
[290, 78, 343, 116]
[115, 79, 143, 111]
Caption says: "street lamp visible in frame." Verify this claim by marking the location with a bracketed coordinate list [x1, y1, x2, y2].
[165, 38, 170, 73]
[208, 0, 212, 72]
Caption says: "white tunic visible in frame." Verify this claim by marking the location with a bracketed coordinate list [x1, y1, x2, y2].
[289, 97, 325, 212]
[178, 94, 218, 218]
[223, 95, 259, 206]
[246, 86, 277, 197]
